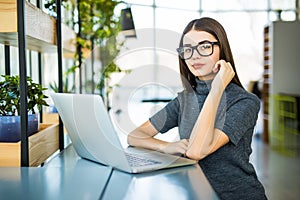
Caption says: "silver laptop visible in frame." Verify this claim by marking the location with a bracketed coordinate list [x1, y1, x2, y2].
[51, 93, 196, 173]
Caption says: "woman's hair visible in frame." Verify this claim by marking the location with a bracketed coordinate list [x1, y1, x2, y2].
[178, 17, 243, 90]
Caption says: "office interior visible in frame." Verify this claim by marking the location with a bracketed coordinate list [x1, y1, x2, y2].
[0, 0, 300, 199]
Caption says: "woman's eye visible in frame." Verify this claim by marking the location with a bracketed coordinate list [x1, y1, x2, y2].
[184, 48, 192, 53]
[201, 44, 211, 49]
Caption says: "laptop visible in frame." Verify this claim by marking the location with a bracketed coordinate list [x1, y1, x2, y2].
[51, 93, 196, 173]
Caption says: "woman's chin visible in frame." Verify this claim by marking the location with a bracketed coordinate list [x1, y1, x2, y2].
[190, 68, 203, 76]
[192, 70, 215, 80]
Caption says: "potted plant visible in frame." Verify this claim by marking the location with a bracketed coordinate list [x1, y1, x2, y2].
[0, 75, 49, 142]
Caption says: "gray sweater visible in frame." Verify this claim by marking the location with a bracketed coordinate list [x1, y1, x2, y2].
[150, 78, 267, 200]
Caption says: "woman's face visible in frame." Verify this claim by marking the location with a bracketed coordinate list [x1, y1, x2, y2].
[183, 30, 220, 80]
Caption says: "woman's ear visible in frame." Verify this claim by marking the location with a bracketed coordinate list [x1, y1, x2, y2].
[212, 61, 221, 73]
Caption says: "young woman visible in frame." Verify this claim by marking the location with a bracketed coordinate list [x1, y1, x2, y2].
[128, 17, 267, 200]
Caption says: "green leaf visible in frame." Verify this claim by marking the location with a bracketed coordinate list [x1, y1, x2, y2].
[0, 75, 48, 116]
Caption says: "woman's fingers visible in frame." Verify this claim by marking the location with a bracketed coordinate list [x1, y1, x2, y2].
[212, 60, 235, 89]
[163, 139, 189, 155]
[214, 60, 232, 74]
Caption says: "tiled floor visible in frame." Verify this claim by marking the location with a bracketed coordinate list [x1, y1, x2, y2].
[250, 136, 300, 200]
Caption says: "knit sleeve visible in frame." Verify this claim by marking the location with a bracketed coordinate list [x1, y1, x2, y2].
[215, 92, 260, 146]
[149, 97, 180, 133]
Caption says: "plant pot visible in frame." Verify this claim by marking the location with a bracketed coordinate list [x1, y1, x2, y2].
[0, 114, 39, 142]
[0, 123, 59, 167]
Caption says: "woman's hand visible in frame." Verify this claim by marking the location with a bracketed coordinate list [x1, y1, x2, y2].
[161, 139, 189, 155]
[212, 60, 235, 91]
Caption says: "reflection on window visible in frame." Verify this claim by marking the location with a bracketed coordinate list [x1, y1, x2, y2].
[128, 83, 176, 125]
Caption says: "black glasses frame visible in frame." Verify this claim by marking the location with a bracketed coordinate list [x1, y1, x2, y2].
[177, 40, 220, 60]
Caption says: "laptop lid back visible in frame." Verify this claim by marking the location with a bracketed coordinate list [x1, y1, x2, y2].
[51, 93, 131, 171]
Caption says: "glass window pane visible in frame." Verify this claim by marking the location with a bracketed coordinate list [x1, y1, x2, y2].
[280, 10, 296, 21]
[201, 12, 268, 86]
[27, 51, 39, 82]
[131, 5, 154, 29]
[124, 0, 153, 6]
[156, 0, 199, 10]
[270, 0, 296, 10]
[202, 0, 268, 11]
[269, 11, 280, 21]
[10, 46, 19, 76]
[0, 45, 19, 76]
[155, 8, 200, 32]
[127, 84, 177, 125]
[269, 10, 297, 21]
[0, 44, 4, 76]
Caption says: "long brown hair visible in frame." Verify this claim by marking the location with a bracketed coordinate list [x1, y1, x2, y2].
[178, 17, 243, 90]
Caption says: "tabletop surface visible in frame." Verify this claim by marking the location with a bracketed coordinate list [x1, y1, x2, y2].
[0, 145, 219, 200]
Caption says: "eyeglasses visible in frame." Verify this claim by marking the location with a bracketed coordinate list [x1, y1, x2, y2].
[176, 40, 220, 60]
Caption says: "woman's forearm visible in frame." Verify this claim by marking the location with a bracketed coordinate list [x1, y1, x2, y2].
[186, 86, 224, 160]
[127, 121, 168, 151]
[128, 130, 169, 151]
[186, 60, 234, 160]
[128, 120, 189, 155]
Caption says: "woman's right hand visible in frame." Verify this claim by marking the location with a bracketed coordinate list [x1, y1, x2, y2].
[160, 139, 189, 155]
[211, 60, 235, 91]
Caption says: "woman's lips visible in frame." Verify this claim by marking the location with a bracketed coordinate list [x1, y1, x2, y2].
[192, 63, 205, 69]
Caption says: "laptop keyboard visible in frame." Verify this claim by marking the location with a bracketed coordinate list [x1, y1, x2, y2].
[125, 153, 162, 167]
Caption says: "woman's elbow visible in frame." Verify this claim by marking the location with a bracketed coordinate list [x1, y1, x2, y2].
[127, 129, 147, 147]
[186, 149, 206, 161]
[127, 133, 136, 146]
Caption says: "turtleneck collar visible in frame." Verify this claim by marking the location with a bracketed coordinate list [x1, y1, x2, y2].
[194, 78, 213, 95]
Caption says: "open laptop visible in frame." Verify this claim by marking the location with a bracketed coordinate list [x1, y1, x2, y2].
[51, 93, 196, 173]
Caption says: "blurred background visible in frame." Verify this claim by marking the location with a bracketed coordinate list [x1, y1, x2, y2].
[0, 1, 299, 199]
